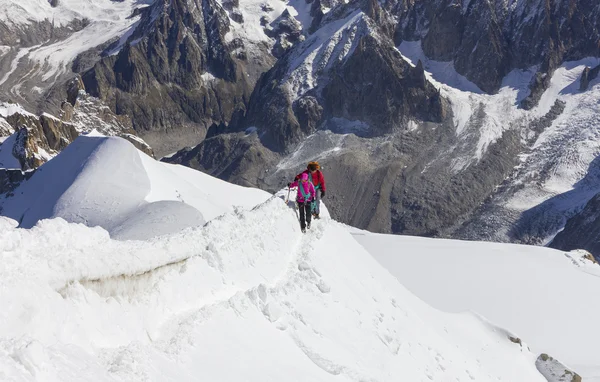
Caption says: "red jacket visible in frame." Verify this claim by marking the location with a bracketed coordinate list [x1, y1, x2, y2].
[295, 170, 326, 192]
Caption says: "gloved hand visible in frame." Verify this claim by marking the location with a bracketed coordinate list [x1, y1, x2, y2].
[287, 182, 292, 188]
[320, 190, 325, 198]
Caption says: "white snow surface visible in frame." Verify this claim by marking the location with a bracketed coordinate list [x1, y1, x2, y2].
[0, 134, 270, 240]
[0, 132, 21, 169]
[0, 139, 573, 381]
[355, 231, 600, 381]
[0, 102, 36, 119]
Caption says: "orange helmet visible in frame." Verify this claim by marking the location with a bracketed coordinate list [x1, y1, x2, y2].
[307, 161, 320, 171]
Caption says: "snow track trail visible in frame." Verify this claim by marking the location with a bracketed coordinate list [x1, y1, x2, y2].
[0, 195, 559, 381]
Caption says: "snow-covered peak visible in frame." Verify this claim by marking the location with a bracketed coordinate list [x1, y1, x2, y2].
[0, 134, 270, 239]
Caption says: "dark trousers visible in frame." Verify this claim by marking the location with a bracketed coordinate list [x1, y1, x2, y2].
[298, 201, 312, 230]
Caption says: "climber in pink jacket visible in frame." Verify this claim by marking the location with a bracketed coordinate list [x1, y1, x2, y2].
[288, 173, 316, 233]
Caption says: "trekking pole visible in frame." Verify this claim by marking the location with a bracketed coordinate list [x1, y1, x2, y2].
[285, 187, 291, 204]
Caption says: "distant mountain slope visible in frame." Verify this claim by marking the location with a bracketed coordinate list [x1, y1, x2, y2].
[1, 0, 600, 252]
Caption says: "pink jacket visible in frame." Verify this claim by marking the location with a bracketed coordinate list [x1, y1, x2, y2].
[290, 180, 316, 203]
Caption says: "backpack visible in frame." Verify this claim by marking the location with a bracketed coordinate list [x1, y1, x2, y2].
[308, 171, 321, 190]
[298, 183, 317, 212]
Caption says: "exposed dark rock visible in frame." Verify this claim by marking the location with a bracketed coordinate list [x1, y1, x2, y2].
[322, 34, 448, 134]
[521, 70, 551, 110]
[119, 134, 155, 158]
[163, 132, 278, 187]
[550, 192, 600, 257]
[0, 169, 34, 198]
[72, 38, 117, 74]
[11, 128, 46, 170]
[294, 96, 323, 134]
[238, 4, 448, 154]
[66, 75, 86, 107]
[451, 1, 509, 94]
[392, 0, 600, 98]
[580, 64, 600, 91]
[0, 102, 152, 169]
[421, 1, 462, 62]
[39, 114, 78, 151]
[231, 9, 244, 23]
[81, 0, 267, 156]
[267, 9, 303, 57]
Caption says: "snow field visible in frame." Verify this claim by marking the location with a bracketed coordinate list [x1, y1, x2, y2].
[0, 199, 550, 381]
[355, 232, 600, 381]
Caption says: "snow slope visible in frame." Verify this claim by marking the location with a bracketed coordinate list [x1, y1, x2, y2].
[0, 133, 270, 240]
[1, 204, 549, 381]
[0, 139, 567, 381]
[354, 231, 600, 381]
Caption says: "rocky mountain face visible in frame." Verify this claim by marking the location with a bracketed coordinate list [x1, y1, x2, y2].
[549, 192, 600, 257]
[165, 0, 600, 244]
[81, 0, 271, 155]
[392, 0, 600, 106]
[2, 0, 600, 254]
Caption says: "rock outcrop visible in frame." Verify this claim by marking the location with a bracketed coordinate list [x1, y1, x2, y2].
[0, 100, 154, 171]
[81, 0, 266, 156]
[0, 169, 34, 199]
[391, 0, 600, 104]
[535, 353, 582, 382]
[580, 64, 600, 91]
[550, 192, 600, 257]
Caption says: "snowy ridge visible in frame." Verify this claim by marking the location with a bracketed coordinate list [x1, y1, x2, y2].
[0, 135, 269, 239]
[1, 203, 550, 381]
[0, 137, 570, 381]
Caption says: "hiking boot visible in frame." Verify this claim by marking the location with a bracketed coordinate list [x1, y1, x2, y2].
[307, 222, 311, 229]
[314, 213, 320, 219]
[301, 228, 306, 233]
